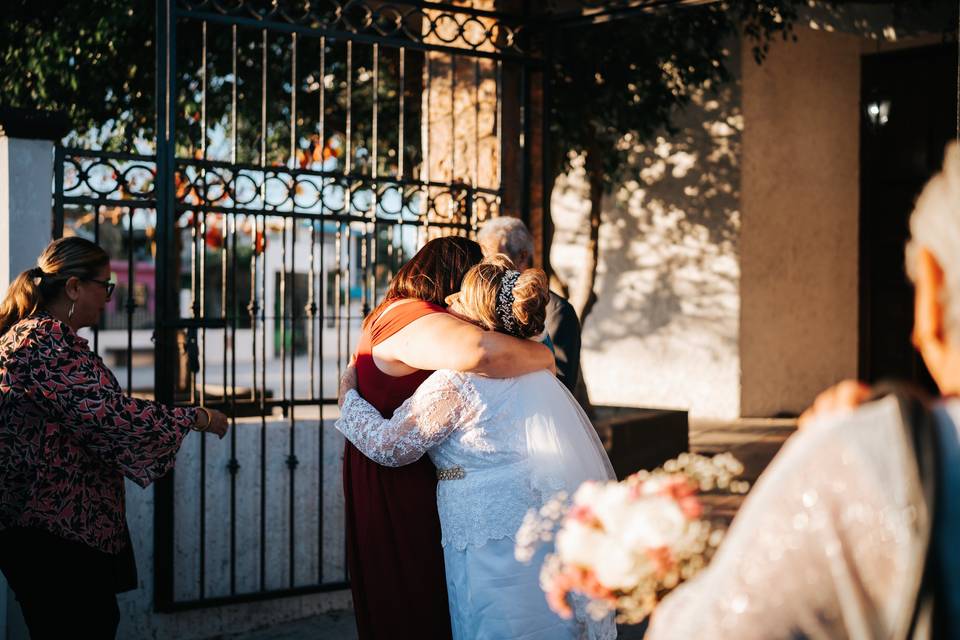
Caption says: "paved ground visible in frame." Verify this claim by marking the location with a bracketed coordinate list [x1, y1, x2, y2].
[227, 418, 797, 640]
[222, 611, 651, 640]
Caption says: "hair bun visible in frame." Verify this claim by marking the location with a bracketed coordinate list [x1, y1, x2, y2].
[509, 268, 549, 338]
[455, 256, 549, 339]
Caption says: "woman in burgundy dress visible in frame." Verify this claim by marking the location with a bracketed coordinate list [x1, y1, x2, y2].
[343, 237, 554, 639]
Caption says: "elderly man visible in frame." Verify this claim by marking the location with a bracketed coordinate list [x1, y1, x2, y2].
[478, 217, 581, 392]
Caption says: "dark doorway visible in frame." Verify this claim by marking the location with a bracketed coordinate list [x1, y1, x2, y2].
[859, 43, 958, 391]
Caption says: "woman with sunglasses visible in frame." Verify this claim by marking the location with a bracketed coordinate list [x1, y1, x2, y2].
[0, 236, 228, 639]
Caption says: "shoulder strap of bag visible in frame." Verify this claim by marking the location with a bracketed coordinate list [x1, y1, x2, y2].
[870, 382, 944, 640]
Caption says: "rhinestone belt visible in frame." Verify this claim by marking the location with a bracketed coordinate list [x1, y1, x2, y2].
[436, 466, 465, 481]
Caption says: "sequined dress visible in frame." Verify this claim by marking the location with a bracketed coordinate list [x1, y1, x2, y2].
[646, 395, 960, 639]
[336, 369, 617, 640]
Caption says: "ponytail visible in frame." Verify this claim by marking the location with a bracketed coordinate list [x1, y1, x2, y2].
[0, 270, 44, 336]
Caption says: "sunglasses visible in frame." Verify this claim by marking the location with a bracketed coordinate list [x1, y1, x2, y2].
[85, 278, 116, 297]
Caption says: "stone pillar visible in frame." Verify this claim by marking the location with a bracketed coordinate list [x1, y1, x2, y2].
[0, 107, 69, 640]
[0, 109, 68, 297]
[739, 28, 861, 415]
[422, 0, 503, 235]
[419, 0, 547, 246]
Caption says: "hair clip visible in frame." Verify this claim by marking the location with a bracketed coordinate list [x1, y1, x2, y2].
[496, 270, 521, 335]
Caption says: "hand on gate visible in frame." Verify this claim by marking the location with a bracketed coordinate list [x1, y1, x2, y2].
[193, 407, 230, 439]
[338, 364, 358, 408]
[205, 409, 230, 439]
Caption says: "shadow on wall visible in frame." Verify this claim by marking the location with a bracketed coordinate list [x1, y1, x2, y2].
[551, 73, 743, 418]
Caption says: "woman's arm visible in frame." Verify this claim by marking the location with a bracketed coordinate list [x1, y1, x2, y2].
[376, 312, 555, 378]
[22, 344, 217, 488]
[335, 369, 481, 466]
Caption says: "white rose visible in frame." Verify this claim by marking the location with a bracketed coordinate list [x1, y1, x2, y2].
[555, 519, 606, 568]
[591, 537, 644, 590]
[620, 496, 687, 550]
[571, 480, 607, 508]
[581, 482, 633, 531]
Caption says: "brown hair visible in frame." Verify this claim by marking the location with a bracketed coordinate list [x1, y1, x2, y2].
[364, 236, 484, 328]
[457, 254, 549, 339]
[0, 236, 110, 336]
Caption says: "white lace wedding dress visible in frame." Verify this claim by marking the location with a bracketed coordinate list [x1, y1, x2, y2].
[336, 369, 617, 640]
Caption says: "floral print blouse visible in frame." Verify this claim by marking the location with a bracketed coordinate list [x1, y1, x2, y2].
[0, 313, 199, 554]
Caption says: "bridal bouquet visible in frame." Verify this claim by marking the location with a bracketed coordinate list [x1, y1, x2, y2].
[515, 453, 748, 624]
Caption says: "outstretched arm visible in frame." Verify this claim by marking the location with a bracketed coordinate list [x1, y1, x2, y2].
[378, 312, 555, 378]
[335, 369, 481, 466]
[21, 343, 208, 487]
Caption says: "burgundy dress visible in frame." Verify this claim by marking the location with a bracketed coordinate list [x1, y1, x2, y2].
[342, 300, 452, 640]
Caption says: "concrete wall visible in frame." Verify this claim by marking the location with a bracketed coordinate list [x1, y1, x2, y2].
[552, 6, 946, 419]
[551, 56, 744, 419]
[117, 417, 351, 639]
[739, 25, 862, 416]
[0, 137, 54, 299]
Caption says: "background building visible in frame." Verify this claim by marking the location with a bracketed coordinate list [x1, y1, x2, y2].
[553, 1, 957, 419]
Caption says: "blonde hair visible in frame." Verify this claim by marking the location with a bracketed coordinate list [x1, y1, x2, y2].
[0, 236, 110, 335]
[457, 254, 549, 338]
[905, 142, 960, 344]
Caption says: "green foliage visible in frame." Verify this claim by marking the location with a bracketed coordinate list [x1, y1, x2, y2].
[0, 1, 413, 171]
[548, 1, 798, 187]
[0, 0, 155, 149]
[2, 0, 796, 179]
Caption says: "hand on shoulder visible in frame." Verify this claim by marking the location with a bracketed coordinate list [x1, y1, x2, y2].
[798, 379, 871, 430]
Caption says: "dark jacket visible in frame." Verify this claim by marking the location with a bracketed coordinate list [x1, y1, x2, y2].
[544, 291, 581, 392]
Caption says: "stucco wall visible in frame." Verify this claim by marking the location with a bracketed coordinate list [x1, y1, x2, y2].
[552, 63, 744, 420]
[549, 7, 947, 420]
[739, 25, 862, 416]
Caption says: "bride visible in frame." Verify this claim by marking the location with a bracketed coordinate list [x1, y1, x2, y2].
[336, 255, 616, 640]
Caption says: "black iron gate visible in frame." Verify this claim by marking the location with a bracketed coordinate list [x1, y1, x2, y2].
[147, 0, 539, 610]
[51, 0, 672, 615]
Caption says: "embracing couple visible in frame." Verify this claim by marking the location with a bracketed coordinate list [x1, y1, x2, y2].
[337, 230, 616, 640]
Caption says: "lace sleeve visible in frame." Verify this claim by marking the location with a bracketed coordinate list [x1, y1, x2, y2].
[335, 370, 482, 467]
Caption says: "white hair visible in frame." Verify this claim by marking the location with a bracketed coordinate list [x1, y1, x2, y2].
[477, 217, 534, 266]
[905, 142, 960, 344]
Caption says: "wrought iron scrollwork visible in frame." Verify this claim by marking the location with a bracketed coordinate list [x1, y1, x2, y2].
[174, 159, 497, 228]
[61, 151, 157, 204]
[176, 0, 526, 55]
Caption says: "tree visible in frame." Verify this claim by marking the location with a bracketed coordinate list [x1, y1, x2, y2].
[1, 1, 155, 150]
[544, 1, 799, 321]
[1, 0, 414, 175]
